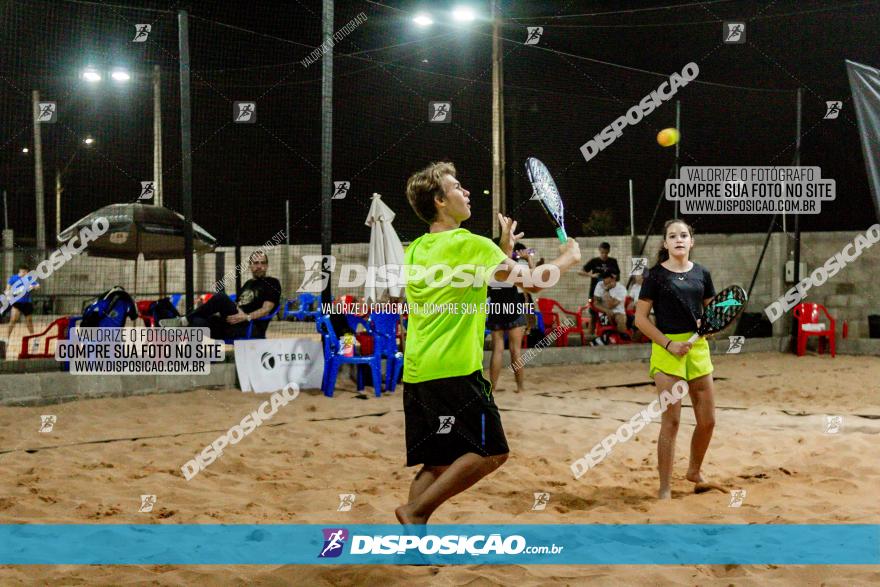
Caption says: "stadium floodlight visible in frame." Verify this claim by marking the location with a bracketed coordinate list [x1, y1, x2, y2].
[21, 147, 29, 153]
[413, 14, 434, 27]
[451, 6, 476, 22]
[110, 68, 131, 82]
[83, 136, 95, 145]
[81, 67, 102, 83]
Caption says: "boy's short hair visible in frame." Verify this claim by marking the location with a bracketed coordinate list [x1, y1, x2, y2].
[406, 161, 456, 224]
[249, 251, 268, 264]
[601, 270, 617, 280]
[18, 263, 29, 271]
[599, 242, 611, 251]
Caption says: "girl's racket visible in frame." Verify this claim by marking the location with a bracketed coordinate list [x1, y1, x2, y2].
[525, 157, 567, 243]
[686, 285, 748, 343]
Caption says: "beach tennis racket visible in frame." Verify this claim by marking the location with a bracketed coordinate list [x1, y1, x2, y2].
[525, 157, 567, 243]
[686, 285, 748, 343]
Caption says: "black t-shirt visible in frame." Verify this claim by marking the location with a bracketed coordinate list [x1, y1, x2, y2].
[638, 263, 716, 334]
[238, 276, 282, 314]
[583, 256, 620, 298]
[487, 283, 526, 325]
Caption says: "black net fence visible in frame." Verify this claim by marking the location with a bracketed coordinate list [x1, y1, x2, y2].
[1, 0, 877, 358]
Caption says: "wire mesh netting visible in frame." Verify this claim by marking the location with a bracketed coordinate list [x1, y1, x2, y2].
[2, 0, 879, 358]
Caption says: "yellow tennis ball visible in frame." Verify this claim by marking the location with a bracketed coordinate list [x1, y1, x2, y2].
[657, 128, 680, 147]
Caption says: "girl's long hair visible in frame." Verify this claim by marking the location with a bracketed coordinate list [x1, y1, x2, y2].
[656, 219, 695, 265]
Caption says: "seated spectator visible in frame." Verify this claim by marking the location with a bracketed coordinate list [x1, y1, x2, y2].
[160, 251, 280, 339]
[580, 242, 620, 333]
[593, 270, 627, 333]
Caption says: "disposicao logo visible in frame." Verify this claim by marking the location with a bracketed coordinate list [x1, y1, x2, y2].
[319, 528, 348, 558]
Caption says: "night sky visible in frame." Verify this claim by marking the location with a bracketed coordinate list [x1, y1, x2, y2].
[2, 0, 879, 248]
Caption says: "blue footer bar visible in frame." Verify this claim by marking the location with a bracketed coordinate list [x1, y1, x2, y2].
[1, 524, 877, 565]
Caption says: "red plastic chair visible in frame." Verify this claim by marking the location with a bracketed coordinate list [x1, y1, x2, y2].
[337, 294, 369, 317]
[536, 298, 587, 346]
[195, 293, 213, 308]
[136, 300, 156, 327]
[793, 302, 835, 357]
[590, 300, 633, 344]
[624, 295, 636, 318]
[536, 298, 560, 335]
[20, 317, 71, 359]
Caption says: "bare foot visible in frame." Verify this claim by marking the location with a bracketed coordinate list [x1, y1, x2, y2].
[686, 469, 705, 484]
[395, 504, 428, 525]
[658, 487, 672, 499]
[515, 387, 525, 394]
[687, 470, 726, 494]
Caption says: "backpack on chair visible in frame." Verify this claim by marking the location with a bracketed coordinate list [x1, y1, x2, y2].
[80, 286, 138, 328]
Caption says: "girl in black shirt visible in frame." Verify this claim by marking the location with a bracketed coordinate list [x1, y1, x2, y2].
[634, 219, 720, 499]
[487, 241, 531, 393]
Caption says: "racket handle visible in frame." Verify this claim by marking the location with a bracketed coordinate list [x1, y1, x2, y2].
[687, 333, 699, 344]
[555, 227, 567, 243]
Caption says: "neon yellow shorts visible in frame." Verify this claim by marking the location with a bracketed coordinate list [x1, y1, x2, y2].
[649, 331, 714, 381]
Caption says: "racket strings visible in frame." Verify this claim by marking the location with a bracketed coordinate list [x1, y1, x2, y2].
[527, 158, 565, 226]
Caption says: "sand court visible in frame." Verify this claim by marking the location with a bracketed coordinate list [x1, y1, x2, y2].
[1, 352, 878, 584]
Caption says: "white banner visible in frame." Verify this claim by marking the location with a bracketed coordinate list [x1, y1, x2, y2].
[234, 338, 323, 393]
[847, 60, 880, 223]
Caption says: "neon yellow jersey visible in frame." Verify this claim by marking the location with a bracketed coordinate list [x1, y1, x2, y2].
[403, 229, 507, 383]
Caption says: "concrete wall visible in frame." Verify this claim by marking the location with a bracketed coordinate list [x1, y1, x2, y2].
[0, 363, 237, 406]
[3, 337, 878, 406]
[16, 229, 880, 338]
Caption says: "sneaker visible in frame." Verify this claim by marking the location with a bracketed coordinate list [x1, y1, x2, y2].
[159, 316, 188, 328]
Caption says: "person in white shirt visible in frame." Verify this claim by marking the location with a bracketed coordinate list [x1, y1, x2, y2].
[593, 271, 628, 333]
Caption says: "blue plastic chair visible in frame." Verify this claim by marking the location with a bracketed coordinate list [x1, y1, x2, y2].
[370, 312, 403, 392]
[316, 314, 383, 398]
[283, 293, 320, 321]
[346, 314, 370, 334]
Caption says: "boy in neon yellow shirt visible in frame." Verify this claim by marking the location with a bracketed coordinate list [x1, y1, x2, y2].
[395, 162, 581, 525]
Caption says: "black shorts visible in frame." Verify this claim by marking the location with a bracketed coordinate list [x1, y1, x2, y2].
[12, 302, 34, 316]
[486, 314, 527, 331]
[403, 370, 509, 467]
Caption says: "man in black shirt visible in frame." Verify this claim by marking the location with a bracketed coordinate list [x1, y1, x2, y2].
[580, 242, 620, 333]
[160, 251, 281, 339]
[580, 241, 620, 301]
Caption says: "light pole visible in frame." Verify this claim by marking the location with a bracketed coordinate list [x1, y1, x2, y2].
[80, 65, 163, 208]
[413, 5, 505, 237]
[55, 136, 95, 239]
[490, 0, 505, 237]
[80, 64, 166, 294]
[32, 90, 46, 251]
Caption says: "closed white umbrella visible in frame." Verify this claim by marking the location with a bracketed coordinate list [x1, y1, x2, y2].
[365, 193, 405, 302]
